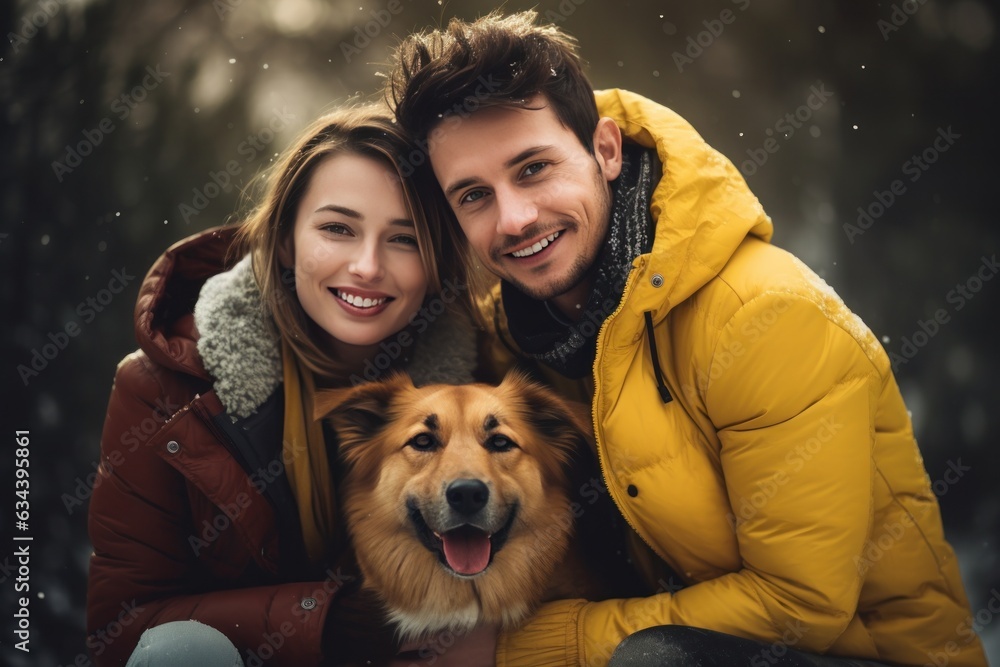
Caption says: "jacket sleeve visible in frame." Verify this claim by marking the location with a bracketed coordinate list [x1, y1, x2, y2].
[86, 353, 339, 667]
[497, 293, 881, 666]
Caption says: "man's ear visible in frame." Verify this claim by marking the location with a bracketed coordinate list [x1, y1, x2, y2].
[593, 117, 623, 182]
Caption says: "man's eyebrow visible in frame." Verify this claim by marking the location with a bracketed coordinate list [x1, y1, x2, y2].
[444, 178, 479, 200]
[504, 145, 552, 169]
[443, 145, 555, 200]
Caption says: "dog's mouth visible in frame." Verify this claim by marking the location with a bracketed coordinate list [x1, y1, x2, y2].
[406, 500, 518, 577]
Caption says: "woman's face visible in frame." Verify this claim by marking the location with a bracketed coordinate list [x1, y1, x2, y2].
[283, 152, 429, 352]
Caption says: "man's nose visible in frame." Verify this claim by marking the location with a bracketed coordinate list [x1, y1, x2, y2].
[494, 186, 539, 237]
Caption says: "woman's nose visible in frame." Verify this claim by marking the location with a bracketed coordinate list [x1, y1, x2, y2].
[348, 242, 385, 282]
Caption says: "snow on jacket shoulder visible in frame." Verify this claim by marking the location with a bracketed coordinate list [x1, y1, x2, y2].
[493, 89, 986, 667]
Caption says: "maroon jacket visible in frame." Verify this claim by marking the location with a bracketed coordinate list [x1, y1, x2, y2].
[86, 228, 342, 666]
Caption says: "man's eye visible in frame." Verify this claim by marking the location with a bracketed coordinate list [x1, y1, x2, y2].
[459, 190, 486, 205]
[522, 162, 547, 177]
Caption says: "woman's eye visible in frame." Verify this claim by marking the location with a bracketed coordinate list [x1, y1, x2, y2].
[321, 223, 352, 236]
[391, 234, 419, 247]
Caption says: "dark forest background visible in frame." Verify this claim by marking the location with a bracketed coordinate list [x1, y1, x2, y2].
[2, 0, 998, 664]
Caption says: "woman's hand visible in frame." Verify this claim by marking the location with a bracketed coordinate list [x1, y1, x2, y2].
[388, 623, 499, 667]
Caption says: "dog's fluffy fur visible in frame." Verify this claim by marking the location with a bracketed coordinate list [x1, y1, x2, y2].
[319, 372, 590, 641]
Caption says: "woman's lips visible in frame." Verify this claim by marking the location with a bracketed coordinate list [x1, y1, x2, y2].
[330, 287, 393, 316]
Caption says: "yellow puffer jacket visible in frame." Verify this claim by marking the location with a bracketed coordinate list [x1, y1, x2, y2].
[492, 89, 986, 667]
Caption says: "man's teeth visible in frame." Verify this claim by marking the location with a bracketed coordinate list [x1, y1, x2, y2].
[511, 231, 560, 258]
[337, 291, 387, 308]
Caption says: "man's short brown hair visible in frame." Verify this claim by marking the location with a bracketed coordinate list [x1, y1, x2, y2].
[386, 10, 599, 153]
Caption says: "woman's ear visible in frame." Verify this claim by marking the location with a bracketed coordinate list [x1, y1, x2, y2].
[592, 117, 623, 182]
[277, 233, 294, 269]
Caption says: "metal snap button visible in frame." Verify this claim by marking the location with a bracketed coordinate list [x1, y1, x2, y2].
[166, 440, 180, 454]
[300, 597, 317, 610]
[651, 274, 664, 288]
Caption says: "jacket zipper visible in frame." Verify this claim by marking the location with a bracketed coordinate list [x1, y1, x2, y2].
[589, 269, 675, 570]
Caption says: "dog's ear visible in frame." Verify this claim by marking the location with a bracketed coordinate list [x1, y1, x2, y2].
[320, 373, 414, 465]
[497, 370, 593, 469]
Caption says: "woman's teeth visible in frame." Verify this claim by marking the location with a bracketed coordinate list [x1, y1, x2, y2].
[511, 231, 560, 258]
[337, 290, 387, 308]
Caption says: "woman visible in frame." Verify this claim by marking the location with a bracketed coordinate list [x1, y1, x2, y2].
[86, 105, 478, 666]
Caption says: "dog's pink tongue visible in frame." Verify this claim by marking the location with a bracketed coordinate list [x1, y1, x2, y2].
[441, 527, 491, 575]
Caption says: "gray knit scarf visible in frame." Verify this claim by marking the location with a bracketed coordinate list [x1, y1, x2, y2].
[503, 143, 657, 378]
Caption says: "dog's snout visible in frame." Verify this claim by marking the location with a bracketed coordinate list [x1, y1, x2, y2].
[446, 479, 489, 516]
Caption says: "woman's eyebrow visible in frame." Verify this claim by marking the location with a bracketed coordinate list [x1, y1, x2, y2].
[314, 204, 361, 218]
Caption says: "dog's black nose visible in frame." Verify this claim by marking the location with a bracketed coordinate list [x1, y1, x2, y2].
[446, 479, 489, 516]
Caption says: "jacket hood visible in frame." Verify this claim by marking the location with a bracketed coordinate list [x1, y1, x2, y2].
[594, 89, 773, 319]
[133, 227, 238, 382]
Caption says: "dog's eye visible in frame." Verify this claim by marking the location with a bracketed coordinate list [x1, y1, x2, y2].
[408, 433, 438, 451]
[486, 434, 517, 452]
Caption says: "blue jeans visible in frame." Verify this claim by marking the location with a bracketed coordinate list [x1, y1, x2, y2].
[126, 620, 244, 667]
[609, 626, 889, 666]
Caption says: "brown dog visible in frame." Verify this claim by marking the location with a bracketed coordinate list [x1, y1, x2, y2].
[318, 372, 591, 642]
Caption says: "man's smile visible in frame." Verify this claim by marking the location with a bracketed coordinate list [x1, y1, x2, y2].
[510, 231, 561, 258]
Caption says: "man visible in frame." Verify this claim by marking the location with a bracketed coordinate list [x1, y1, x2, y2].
[386, 11, 987, 667]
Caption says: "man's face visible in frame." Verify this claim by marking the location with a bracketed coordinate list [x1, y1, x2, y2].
[428, 96, 622, 309]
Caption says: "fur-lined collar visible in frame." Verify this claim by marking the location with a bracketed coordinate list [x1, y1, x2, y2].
[194, 255, 477, 418]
